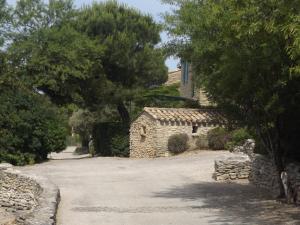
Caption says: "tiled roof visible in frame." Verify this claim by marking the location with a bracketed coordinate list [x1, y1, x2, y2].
[144, 107, 226, 124]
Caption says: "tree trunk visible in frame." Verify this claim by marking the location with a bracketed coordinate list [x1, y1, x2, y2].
[273, 147, 286, 198]
[117, 102, 130, 125]
[257, 126, 285, 198]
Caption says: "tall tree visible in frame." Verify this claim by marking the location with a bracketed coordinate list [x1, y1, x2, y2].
[6, 0, 168, 124]
[76, 1, 168, 123]
[164, 0, 300, 196]
[6, 0, 104, 105]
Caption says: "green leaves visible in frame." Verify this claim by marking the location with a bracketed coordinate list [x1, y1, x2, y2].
[4, 0, 167, 122]
[0, 82, 68, 165]
[165, 0, 300, 160]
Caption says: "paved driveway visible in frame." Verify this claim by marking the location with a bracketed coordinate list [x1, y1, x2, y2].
[21, 148, 300, 225]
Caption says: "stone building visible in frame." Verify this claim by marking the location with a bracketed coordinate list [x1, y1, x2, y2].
[165, 69, 181, 86]
[180, 61, 211, 106]
[130, 107, 225, 158]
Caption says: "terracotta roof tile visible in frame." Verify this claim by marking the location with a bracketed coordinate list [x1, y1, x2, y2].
[144, 107, 226, 124]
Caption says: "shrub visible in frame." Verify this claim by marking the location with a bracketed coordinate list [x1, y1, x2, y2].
[93, 123, 129, 157]
[168, 133, 189, 154]
[111, 134, 129, 157]
[225, 128, 253, 150]
[0, 84, 67, 165]
[69, 109, 95, 148]
[196, 135, 209, 150]
[207, 127, 230, 150]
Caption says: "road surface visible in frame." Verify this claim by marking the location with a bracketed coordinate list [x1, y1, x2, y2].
[21, 148, 300, 225]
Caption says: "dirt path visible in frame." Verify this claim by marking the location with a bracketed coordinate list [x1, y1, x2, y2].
[21, 148, 300, 225]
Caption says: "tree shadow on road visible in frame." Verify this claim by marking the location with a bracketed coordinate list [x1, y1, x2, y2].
[153, 181, 300, 225]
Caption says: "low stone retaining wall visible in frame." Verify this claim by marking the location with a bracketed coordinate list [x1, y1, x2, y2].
[214, 153, 251, 181]
[213, 139, 300, 203]
[0, 164, 60, 225]
[248, 154, 281, 197]
[249, 155, 300, 202]
[0, 165, 40, 211]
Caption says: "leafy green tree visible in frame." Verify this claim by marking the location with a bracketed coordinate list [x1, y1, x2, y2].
[6, 0, 168, 124]
[2, 0, 168, 158]
[7, 0, 104, 105]
[0, 81, 67, 165]
[0, 0, 10, 47]
[69, 109, 95, 149]
[75, 1, 168, 123]
[164, 0, 300, 196]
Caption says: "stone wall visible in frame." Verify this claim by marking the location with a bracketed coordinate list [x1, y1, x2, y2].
[249, 155, 300, 202]
[214, 154, 251, 181]
[0, 164, 40, 225]
[248, 155, 281, 197]
[213, 139, 300, 203]
[165, 69, 181, 86]
[130, 113, 157, 158]
[130, 112, 218, 158]
[0, 164, 60, 225]
[155, 121, 216, 157]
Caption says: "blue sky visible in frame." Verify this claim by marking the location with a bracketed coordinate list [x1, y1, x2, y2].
[7, 0, 179, 70]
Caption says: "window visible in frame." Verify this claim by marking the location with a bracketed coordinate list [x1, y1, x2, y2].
[140, 126, 147, 137]
[192, 126, 198, 134]
[181, 60, 189, 85]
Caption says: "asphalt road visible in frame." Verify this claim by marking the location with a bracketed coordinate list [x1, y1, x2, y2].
[21, 148, 300, 225]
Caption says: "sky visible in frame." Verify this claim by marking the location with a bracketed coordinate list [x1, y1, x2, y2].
[7, 0, 179, 71]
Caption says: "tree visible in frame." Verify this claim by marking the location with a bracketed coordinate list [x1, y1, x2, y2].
[164, 0, 300, 197]
[0, 0, 11, 47]
[69, 109, 95, 149]
[74, 1, 168, 123]
[0, 80, 68, 165]
[6, 0, 104, 106]
[6, 0, 168, 124]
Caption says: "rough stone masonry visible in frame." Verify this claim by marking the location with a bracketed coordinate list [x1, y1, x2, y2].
[214, 153, 251, 181]
[0, 163, 40, 225]
[214, 139, 300, 204]
[0, 163, 60, 225]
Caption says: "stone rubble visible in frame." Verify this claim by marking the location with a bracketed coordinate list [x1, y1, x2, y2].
[0, 164, 41, 225]
[231, 139, 256, 159]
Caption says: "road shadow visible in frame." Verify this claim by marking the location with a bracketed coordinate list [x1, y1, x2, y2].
[153, 181, 300, 225]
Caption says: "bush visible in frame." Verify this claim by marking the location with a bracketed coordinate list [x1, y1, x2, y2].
[168, 133, 189, 154]
[225, 128, 253, 150]
[69, 109, 95, 148]
[207, 127, 230, 150]
[93, 123, 129, 157]
[111, 134, 129, 157]
[196, 135, 209, 150]
[0, 84, 68, 165]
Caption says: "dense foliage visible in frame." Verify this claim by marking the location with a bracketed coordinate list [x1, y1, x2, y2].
[225, 128, 253, 151]
[207, 128, 229, 150]
[164, 0, 300, 196]
[5, 0, 167, 124]
[93, 123, 129, 157]
[168, 133, 189, 154]
[0, 82, 67, 165]
[0, 0, 169, 159]
[69, 109, 95, 148]
[111, 134, 130, 158]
